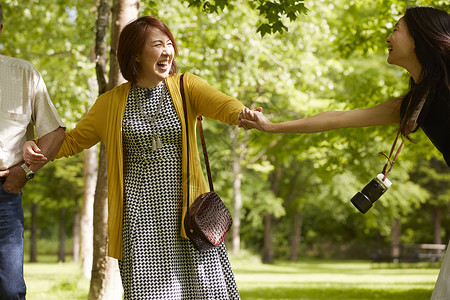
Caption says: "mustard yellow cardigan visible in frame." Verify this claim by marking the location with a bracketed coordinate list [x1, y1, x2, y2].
[56, 73, 245, 259]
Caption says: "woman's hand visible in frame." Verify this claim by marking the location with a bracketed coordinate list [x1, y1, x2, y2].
[23, 140, 48, 165]
[239, 108, 274, 132]
[238, 107, 263, 129]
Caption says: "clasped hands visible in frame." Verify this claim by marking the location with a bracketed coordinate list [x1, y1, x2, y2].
[0, 108, 270, 193]
[19, 108, 269, 167]
[239, 107, 272, 132]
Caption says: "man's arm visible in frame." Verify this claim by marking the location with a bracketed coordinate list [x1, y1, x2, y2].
[2, 126, 65, 193]
[28, 126, 66, 172]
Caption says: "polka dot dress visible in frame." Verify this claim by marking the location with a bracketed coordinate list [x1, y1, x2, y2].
[120, 82, 240, 299]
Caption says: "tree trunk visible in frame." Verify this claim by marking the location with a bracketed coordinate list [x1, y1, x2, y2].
[262, 169, 281, 263]
[81, 145, 97, 278]
[262, 214, 274, 263]
[94, 0, 110, 95]
[231, 153, 242, 254]
[231, 127, 243, 255]
[391, 218, 401, 262]
[29, 201, 38, 263]
[89, 0, 138, 298]
[89, 142, 122, 300]
[107, 0, 139, 90]
[432, 207, 443, 257]
[81, 12, 100, 280]
[73, 197, 80, 263]
[58, 207, 67, 263]
[289, 211, 303, 261]
[89, 0, 116, 298]
[433, 207, 442, 245]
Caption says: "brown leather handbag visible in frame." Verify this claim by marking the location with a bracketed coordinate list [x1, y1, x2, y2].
[180, 74, 233, 252]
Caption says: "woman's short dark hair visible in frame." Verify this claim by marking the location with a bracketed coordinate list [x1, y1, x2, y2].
[399, 6, 450, 136]
[117, 16, 178, 83]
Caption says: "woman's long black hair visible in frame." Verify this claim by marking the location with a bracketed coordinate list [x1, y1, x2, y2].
[399, 6, 450, 136]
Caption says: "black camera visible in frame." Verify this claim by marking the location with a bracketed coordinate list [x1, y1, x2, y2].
[351, 174, 392, 214]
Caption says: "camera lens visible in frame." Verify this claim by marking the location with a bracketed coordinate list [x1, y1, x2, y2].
[351, 192, 373, 214]
[351, 174, 392, 214]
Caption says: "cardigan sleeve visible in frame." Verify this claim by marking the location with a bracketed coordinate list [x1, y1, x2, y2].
[55, 96, 103, 159]
[185, 73, 245, 125]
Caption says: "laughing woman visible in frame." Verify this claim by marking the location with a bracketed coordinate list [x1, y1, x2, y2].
[23, 16, 257, 299]
[240, 6, 450, 299]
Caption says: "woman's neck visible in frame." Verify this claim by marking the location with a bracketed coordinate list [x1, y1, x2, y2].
[406, 59, 423, 83]
[135, 78, 164, 89]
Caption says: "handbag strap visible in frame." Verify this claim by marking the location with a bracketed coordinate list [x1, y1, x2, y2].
[180, 74, 215, 223]
[180, 74, 215, 193]
[196, 115, 214, 191]
[180, 74, 192, 231]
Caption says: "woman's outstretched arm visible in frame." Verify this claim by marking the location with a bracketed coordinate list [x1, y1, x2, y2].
[240, 97, 402, 133]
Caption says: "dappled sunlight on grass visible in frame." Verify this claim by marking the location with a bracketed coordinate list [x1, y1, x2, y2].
[23, 254, 440, 299]
[238, 287, 432, 300]
[230, 256, 440, 299]
[24, 259, 89, 300]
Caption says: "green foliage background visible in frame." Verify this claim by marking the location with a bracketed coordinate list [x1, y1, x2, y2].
[1, 0, 448, 260]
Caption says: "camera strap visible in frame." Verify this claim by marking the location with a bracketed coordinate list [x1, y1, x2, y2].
[381, 92, 428, 180]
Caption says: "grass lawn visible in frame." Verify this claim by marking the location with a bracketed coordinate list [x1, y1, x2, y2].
[231, 254, 440, 300]
[24, 256, 89, 300]
[23, 254, 441, 299]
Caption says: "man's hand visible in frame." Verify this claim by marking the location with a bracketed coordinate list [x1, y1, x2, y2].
[1, 165, 27, 194]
